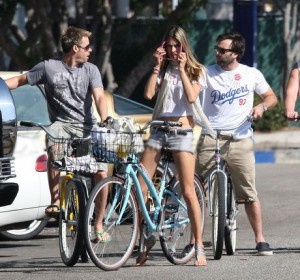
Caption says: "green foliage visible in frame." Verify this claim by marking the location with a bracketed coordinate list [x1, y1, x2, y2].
[252, 96, 288, 132]
[257, 18, 284, 98]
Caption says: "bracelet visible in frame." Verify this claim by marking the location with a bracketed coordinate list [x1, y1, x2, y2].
[152, 67, 160, 74]
[262, 102, 268, 112]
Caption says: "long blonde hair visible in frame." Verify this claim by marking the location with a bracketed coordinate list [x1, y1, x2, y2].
[161, 25, 204, 81]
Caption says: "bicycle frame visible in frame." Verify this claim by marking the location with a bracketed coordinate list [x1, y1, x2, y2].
[204, 116, 253, 216]
[207, 130, 228, 216]
[107, 154, 190, 232]
[60, 173, 74, 209]
[208, 167, 228, 216]
[60, 173, 90, 208]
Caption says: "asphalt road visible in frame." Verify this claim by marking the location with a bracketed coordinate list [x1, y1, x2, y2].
[1, 163, 300, 280]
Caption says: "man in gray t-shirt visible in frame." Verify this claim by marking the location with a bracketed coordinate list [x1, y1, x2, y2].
[27, 59, 104, 125]
[5, 26, 109, 239]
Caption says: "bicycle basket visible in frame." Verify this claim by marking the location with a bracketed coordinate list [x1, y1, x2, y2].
[91, 129, 144, 163]
[49, 137, 98, 173]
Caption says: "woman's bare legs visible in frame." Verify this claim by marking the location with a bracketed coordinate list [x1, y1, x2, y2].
[173, 151, 207, 266]
[136, 146, 161, 265]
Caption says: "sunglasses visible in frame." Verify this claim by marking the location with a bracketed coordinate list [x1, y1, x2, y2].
[161, 41, 184, 60]
[77, 44, 93, 51]
[214, 46, 234, 55]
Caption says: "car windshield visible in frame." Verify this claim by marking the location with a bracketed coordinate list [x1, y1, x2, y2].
[11, 85, 51, 125]
[11, 87, 152, 125]
[113, 94, 153, 115]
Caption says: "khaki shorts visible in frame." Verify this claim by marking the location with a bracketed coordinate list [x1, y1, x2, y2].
[47, 121, 108, 172]
[197, 134, 257, 201]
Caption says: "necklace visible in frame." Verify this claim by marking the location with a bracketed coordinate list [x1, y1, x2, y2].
[169, 64, 180, 85]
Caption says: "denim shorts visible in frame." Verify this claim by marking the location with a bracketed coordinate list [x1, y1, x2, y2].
[146, 127, 194, 154]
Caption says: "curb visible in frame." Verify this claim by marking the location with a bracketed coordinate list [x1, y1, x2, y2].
[254, 129, 300, 164]
[255, 151, 275, 164]
[255, 148, 300, 164]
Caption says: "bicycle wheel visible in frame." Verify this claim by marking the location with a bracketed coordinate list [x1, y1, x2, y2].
[224, 176, 237, 255]
[160, 175, 206, 265]
[84, 176, 139, 271]
[212, 171, 226, 260]
[80, 242, 89, 263]
[59, 178, 86, 266]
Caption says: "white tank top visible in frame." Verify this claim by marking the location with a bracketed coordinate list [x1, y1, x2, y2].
[157, 65, 194, 118]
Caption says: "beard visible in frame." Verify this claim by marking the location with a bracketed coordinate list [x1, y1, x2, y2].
[216, 55, 235, 68]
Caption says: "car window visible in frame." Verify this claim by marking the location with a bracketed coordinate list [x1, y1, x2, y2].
[11, 85, 51, 125]
[113, 94, 153, 115]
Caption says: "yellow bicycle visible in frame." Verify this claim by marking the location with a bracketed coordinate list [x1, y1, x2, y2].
[20, 121, 95, 266]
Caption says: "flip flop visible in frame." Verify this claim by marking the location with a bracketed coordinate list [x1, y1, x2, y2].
[92, 231, 112, 243]
[194, 245, 207, 266]
[45, 204, 60, 219]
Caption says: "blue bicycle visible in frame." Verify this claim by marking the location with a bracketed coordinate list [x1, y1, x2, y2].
[84, 120, 206, 271]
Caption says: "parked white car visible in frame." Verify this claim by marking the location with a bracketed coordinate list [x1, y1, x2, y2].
[0, 71, 154, 240]
[0, 71, 51, 240]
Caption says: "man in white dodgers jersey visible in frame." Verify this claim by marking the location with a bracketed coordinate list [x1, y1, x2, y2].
[198, 32, 277, 256]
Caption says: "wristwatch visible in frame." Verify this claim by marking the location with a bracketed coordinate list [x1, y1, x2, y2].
[262, 102, 268, 112]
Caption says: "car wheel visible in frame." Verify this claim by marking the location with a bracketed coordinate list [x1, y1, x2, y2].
[0, 219, 48, 240]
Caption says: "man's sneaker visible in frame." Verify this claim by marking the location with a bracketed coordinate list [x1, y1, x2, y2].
[256, 242, 273, 256]
[136, 235, 156, 266]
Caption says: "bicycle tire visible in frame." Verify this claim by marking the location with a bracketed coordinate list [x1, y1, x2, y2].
[224, 176, 237, 255]
[80, 242, 90, 263]
[59, 178, 86, 266]
[160, 175, 206, 265]
[212, 171, 226, 260]
[84, 176, 139, 271]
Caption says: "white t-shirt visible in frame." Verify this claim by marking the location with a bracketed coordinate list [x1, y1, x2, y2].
[200, 63, 270, 139]
[156, 65, 194, 118]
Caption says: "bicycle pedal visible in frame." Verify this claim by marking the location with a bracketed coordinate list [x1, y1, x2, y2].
[227, 226, 239, 232]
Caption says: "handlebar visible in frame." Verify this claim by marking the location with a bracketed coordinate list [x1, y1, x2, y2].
[20, 121, 40, 127]
[139, 120, 182, 132]
[196, 115, 253, 134]
[284, 115, 300, 121]
[20, 121, 57, 139]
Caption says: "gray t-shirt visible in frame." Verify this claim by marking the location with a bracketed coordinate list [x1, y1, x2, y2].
[27, 59, 103, 125]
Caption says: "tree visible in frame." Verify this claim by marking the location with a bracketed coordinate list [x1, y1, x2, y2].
[272, 0, 300, 100]
[0, 0, 207, 95]
[114, 0, 207, 98]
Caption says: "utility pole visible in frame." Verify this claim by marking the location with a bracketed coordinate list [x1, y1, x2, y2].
[233, 0, 258, 67]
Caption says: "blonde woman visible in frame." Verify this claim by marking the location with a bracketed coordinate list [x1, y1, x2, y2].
[136, 25, 206, 267]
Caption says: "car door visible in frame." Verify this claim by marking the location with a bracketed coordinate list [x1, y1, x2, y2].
[0, 83, 51, 226]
